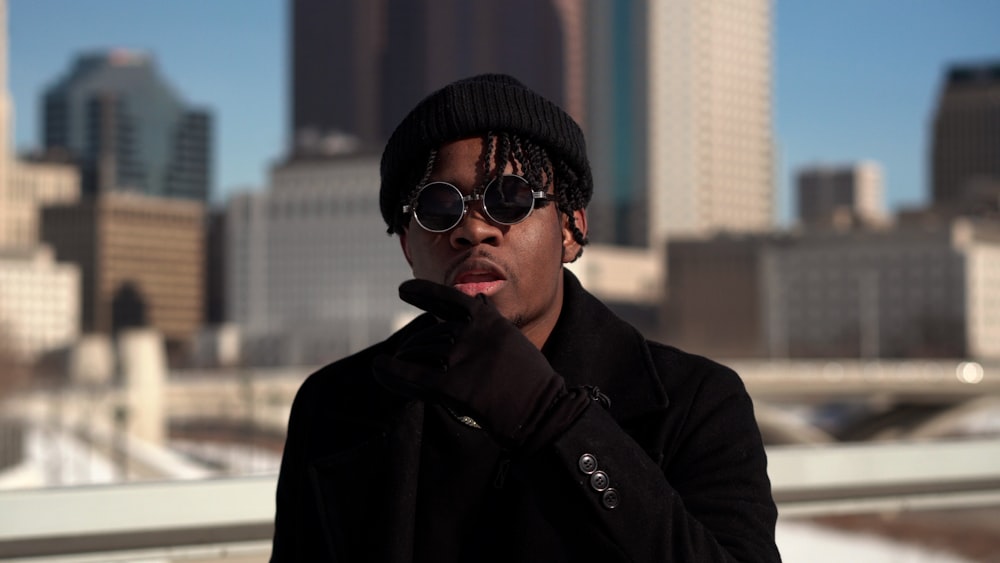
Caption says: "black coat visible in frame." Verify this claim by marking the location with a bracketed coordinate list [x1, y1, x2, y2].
[271, 271, 781, 562]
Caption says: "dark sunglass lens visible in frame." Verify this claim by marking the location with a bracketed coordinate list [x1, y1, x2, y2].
[415, 183, 463, 231]
[484, 176, 535, 224]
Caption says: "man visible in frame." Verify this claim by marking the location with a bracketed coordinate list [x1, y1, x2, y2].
[271, 74, 781, 562]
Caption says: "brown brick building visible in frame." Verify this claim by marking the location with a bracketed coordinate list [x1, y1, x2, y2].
[41, 193, 204, 357]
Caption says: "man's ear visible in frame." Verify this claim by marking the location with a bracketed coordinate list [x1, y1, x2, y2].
[399, 231, 414, 267]
[561, 208, 587, 263]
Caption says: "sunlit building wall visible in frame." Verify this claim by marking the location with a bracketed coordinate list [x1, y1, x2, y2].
[0, 246, 79, 362]
[1, 159, 79, 248]
[225, 155, 413, 366]
[648, 0, 774, 246]
[965, 230, 1000, 359]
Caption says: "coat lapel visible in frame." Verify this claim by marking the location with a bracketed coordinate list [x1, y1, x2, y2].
[543, 270, 671, 454]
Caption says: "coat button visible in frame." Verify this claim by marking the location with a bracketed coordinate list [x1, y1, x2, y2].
[601, 488, 620, 509]
[578, 453, 598, 475]
[590, 470, 609, 491]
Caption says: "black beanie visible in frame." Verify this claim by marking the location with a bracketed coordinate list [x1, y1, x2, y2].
[379, 73, 592, 234]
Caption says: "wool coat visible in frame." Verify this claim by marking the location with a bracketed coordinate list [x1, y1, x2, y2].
[271, 270, 781, 562]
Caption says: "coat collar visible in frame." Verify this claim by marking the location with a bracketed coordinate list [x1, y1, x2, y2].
[543, 269, 669, 422]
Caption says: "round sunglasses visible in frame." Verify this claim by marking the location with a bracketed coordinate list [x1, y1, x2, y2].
[402, 174, 556, 233]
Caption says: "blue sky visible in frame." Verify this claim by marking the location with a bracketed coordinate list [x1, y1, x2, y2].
[8, 1, 1000, 223]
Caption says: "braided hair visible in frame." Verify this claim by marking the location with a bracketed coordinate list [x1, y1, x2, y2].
[397, 132, 589, 260]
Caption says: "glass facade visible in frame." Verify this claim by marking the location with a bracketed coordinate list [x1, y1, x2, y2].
[42, 51, 212, 202]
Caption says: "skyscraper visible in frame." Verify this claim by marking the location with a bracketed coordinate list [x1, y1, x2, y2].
[584, 0, 649, 247]
[931, 61, 1000, 213]
[589, 0, 775, 248]
[42, 50, 212, 202]
[289, 0, 581, 157]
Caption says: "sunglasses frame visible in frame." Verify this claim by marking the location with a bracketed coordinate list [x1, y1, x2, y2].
[402, 174, 556, 233]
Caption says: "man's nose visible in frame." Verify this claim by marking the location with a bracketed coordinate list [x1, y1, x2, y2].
[449, 203, 502, 247]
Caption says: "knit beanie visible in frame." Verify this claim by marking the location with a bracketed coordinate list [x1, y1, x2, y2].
[379, 73, 592, 234]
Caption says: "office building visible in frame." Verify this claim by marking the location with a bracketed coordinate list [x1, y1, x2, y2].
[796, 162, 886, 229]
[42, 50, 212, 202]
[40, 193, 205, 356]
[665, 219, 1000, 360]
[226, 154, 413, 366]
[931, 60, 1000, 214]
[650, 0, 774, 240]
[289, 0, 582, 156]
[590, 0, 774, 249]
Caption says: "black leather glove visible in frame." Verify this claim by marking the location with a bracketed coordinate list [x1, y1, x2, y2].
[373, 279, 589, 451]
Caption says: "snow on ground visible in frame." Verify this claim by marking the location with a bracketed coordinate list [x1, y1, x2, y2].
[170, 439, 282, 475]
[776, 519, 975, 563]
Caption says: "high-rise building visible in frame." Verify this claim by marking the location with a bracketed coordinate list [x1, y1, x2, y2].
[42, 50, 212, 202]
[226, 155, 413, 366]
[651, 0, 774, 241]
[40, 193, 205, 357]
[590, 0, 775, 249]
[796, 162, 886, 228]
[289, 0, 582, 157]
[584, 0, 649, 247]
[931, 61, 1000, 214]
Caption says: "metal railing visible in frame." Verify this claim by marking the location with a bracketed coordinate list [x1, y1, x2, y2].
[1, 437, 999, 561]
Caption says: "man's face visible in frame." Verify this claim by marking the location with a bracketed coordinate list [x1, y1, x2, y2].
[399, 136, 587, 349]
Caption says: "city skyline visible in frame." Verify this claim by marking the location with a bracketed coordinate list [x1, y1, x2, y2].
[8, 0, 1000, 224]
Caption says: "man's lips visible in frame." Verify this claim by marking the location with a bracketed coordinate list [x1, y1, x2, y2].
[449, 264, 507, 296]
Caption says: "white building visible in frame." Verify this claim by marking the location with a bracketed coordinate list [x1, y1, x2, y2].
[649, 0, 775, 242]
[0, 246, 80, 362]
[226, 154, 414, 366]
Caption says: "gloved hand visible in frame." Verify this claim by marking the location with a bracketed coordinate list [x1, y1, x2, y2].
[372, 279, 589, 451]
